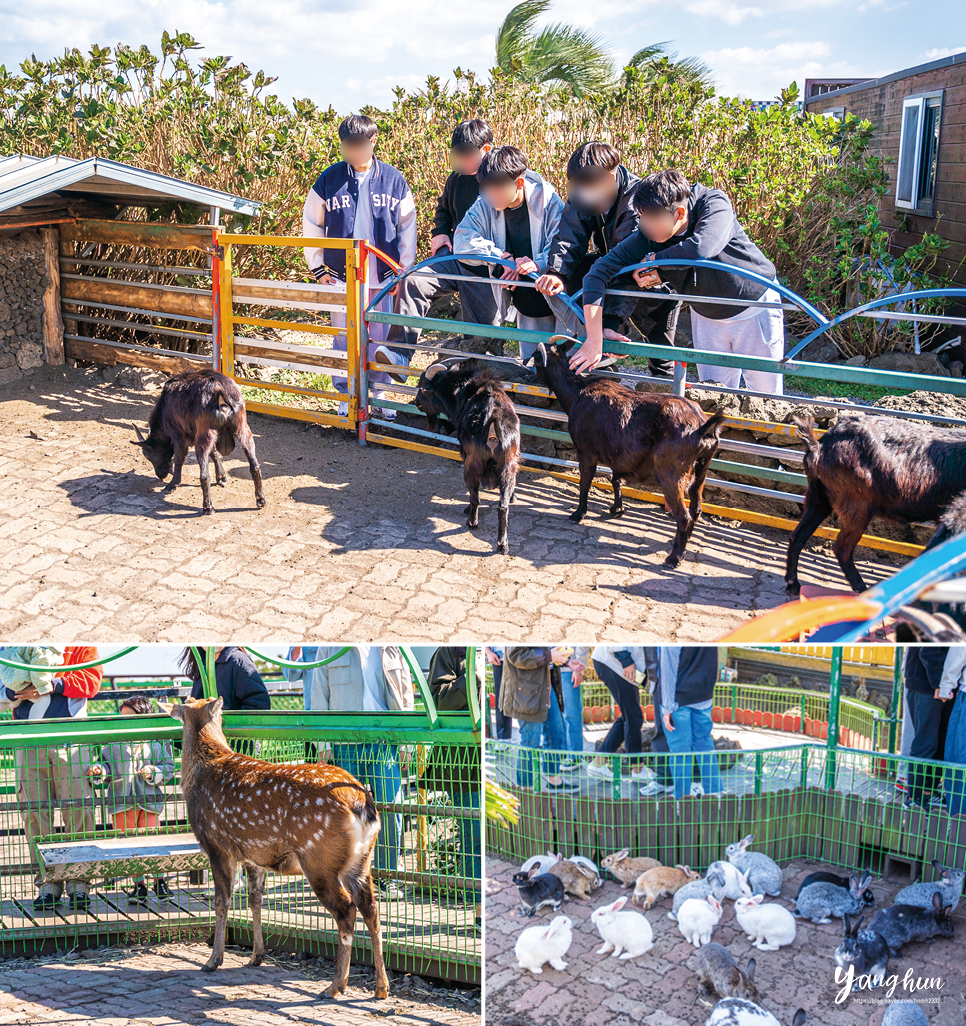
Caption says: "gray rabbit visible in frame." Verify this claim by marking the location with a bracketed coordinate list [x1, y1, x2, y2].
[794, 872, 872, 924]
[867, 891, 954, 958]
[834, 912, 890, 981]
[670, 867, 730, 921]
[726, 835, 783, 897]
[512, 866, 565, 918]
[695, 943, 759, 1001]
[894, 860, 964, 913]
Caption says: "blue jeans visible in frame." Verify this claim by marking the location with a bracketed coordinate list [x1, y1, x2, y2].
[516, 698, 566, 788]
[559, 669, 584, 755]
[665, 705, 722, 800]
[944, 691, 966, 816]
[492, 662, 512, 740]
[453, 789, 481, 902]
[332, 743, 402, 873]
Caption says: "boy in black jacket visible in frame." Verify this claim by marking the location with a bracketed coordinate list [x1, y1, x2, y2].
[536, 142, 679, 377]
[386, 119, 500, 354]
[572, 170, 784, 390]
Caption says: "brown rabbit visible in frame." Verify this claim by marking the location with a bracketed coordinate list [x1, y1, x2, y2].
[548, 855, 598, 899]
[633, 864, 701, 909]
[602, 849, 663, 888]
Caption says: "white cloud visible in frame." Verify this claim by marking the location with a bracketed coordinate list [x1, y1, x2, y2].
[921, 46, 966, 61]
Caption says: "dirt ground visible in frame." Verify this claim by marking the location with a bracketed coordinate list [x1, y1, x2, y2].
[485, 856, 965, 1026]
[0, 365, 902, 642]
[0, 940, 480, 1026]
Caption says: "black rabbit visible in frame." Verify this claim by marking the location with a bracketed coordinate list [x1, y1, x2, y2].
[512, 866, 566, 918]
[867, 891, 953, 958]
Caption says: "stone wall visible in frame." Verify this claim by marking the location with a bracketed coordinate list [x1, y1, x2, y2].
[0, 229, 48, 384]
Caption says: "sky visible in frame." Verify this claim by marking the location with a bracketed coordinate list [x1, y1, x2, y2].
[0, 0, 963, 111]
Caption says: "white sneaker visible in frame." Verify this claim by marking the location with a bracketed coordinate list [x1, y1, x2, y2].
[371, 345, 409, 382]
[372, 392, 397, 421]
[585, 762, 614, 781]
[640, 781, 673, 797]
[690, 783, 705, 797]
[630, 765, 654, 782]
[337, 401, 348, 416]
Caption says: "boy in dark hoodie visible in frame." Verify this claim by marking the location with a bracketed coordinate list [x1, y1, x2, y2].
[573, 170, 784, 392]
[386, 119, 501, 354]
[536, 141, 680, 377]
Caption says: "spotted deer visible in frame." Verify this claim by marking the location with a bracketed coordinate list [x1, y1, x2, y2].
[160, 696, 389, 999]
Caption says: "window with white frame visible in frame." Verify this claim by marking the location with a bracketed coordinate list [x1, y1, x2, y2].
[822, 107, 846, 121]
[895, 90, 943, 213]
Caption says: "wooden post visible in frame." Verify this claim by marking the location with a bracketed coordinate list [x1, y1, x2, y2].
[41, 227, 64, 365]
[58, 226, 79, 344]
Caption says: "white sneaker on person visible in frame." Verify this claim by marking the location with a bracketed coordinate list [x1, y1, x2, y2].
[371, 344, 409, 382]
[585, 762, 614, 780]
[640, 781, 673, 797]
[371, 391, 397, 420]
[559, 758, 580, 773]
[337, 401, 348, 416]
[630, 765, 654, 782]
[690, 783, 705, 797]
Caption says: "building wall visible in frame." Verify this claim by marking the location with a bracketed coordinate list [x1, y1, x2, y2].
[0, 230, 47, 384]
[804, 63, 966, 290]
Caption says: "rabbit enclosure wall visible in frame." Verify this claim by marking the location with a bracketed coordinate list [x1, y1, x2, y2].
[0, 709, 482, 983]
[486, 742, 966, 889]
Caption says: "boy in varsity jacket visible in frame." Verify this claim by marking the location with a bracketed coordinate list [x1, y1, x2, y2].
[302, 114, 417, 418]
[9, 646, 103, 909]
[386, 119, 501, 355]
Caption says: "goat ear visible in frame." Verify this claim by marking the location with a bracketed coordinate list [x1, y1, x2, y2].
[158, 701, 186, 723]
[423, 363, 446, 381]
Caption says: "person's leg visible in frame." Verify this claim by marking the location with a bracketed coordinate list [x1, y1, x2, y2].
[492, 662, 511, 740]
[454, 789, 482, 894]
[665, 706, 696, 800]
[366, 744, 402, 876]
[454, 266, 502, 353]
[689, 706, 723, 794]
[651, 709, 673, 787]
[53, 745, 96, 900]
[515, 313, 554, 363]
[690, 308, 742, 389]
[907, 691, 944, 806]
[329, 309, 350, 396]
[516, 719, 543, 788]
[542, 699, 565, 778]
[943, 691, 966, 816]
[17, 748, 60, 901]
[732, 300, 785, 396]
[559, 669, 584, 756]
[628, 298, 681, 378]
[384, 259, 461, 353]
[594, 661, 629, 755]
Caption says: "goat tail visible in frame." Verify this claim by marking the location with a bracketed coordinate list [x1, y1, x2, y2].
[792, 413, 820, 458]
[928, 493, 966, 551]
[210, 384, 242, 426]
[688, 411, 726, 445]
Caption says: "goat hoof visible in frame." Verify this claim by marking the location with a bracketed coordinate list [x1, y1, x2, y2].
[606, 507, 625, 519]
[569, 511, 585, 524]
[663, 555, 683, 570]
[785, 580, 801, 595]
[497, 542, 509, 555]
[246, 953, 264, 967]
[202, 506, 214, 516]
[200, 958, 221, 972]
[162, 483, 177, 494]
[256, 497, 267, 508]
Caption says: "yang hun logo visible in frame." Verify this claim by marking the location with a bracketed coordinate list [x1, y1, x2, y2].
[834, 965, 945, 1003]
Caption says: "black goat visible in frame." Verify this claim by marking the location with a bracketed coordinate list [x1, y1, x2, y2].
[131, 370, 266, 514]
[785, 413, 966, 593]
[529, 337, 725, 568]
[414, 359, 521, 554]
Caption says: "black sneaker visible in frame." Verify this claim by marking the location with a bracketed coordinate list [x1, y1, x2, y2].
[127, 882, 150, 905]
[902, 798, 924, 811]
[32, 893, 59, 910]
[153, 878, 171, 899]
[67, 892, 90, 911]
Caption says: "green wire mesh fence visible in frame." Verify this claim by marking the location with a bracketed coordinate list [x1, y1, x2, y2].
[0, 706, 481, 983]
[485, 741, 966, 886]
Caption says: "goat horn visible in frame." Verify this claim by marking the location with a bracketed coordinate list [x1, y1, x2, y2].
[423, 363, 447, 380]
[132, 423, 146, 443]
[548, 334, 580, 355]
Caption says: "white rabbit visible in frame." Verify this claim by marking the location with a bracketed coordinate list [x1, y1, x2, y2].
[590, 896, 654, 959]
[735, 895, 796, 951]
[520, 854, 559, 876]
[707, 861, 753, 901]
[514, 915, 573, 974]
[678, 895, 723, 948]
[706, 997, 806, 1026]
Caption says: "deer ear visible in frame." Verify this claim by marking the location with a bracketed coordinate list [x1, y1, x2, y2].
[159, 701, 186, 723]
[208, 696, 224, 719]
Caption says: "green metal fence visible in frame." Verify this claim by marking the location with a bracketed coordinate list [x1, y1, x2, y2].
[486, 742, 966, 885]
[0, 648, 482, 984]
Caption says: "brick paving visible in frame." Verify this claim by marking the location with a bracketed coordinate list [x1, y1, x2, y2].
[0, 941, 480, 1026]
[485, 857, 965, 1026]
[0, 366, 899, 642]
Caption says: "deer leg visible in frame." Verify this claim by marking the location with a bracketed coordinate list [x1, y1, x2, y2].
[571, 453, 598, 523]
[464, 453, 484, 529]
[305, 872, 358, 998]
[202, 854, 236, 972]
[606, 475, 624, 518]
[195, 432, 217, 514]
[164, 438, 189, 493]
[238, 428, 267, 509]
[656, 468, 693, 569]
[245, 865, 267, 967]
[785, 479, 834, 594]
[355, 874, 389, 999]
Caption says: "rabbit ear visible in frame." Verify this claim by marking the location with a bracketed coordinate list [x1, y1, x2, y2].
[616, 849, 629, 861]
[791, 1010, 807, 1026]
[610, 897, 628, 913]
[742, 834, 754, 847]
[752, 894, 765, 905]
[932, 890, 944, 914]
[746, 957, 756, 981]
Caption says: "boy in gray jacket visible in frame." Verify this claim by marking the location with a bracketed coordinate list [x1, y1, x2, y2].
[454, 146, 564, 361]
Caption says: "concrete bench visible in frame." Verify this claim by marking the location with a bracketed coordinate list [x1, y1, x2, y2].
[37, 832, 209, 883]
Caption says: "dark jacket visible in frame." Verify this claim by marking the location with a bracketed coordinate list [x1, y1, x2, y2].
[433, 172, 482, 239]
[659, 647, 718, 709]
[424, 647, 482, 792]
[189, 647, 271, 711]
[582, 182, 776, 319]
[546, 164, 640, 287]
[499, 648, 552, 723]
[904, 646, 949, 696]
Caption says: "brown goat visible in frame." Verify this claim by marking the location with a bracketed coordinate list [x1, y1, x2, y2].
[530, 337, 725, 568]
[132, 370, 266, 514]
[159, 697, 388, 999]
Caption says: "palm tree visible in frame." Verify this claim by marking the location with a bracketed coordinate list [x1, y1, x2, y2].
[494, 0, 614, 96]
[494, 2, 714, 96]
